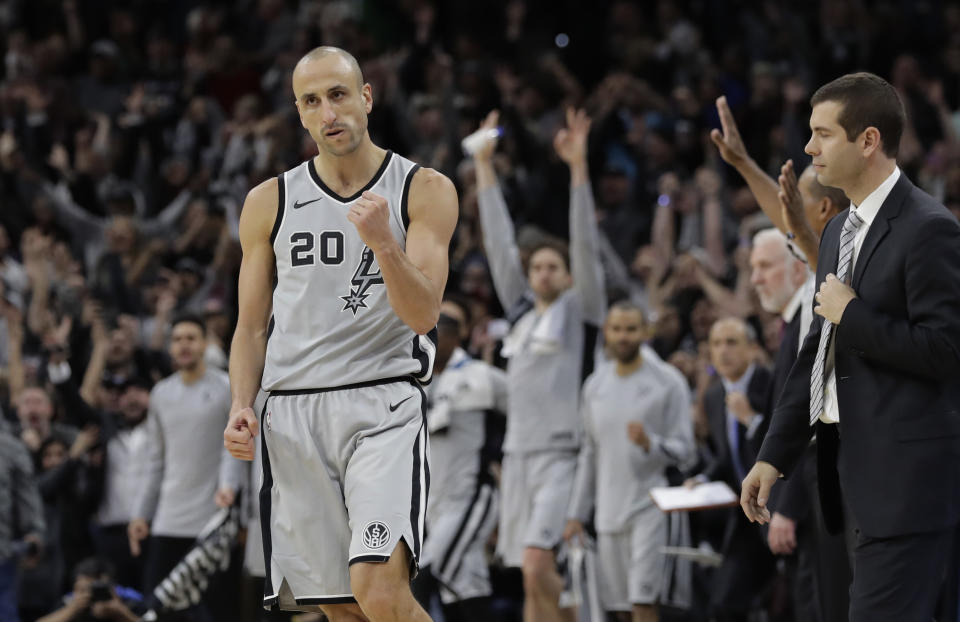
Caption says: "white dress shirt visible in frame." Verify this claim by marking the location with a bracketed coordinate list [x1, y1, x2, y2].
[782, 274, 815, 355]
[821, 166, 901, 424]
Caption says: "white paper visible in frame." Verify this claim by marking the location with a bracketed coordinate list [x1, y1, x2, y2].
[649, 481, 739, 512]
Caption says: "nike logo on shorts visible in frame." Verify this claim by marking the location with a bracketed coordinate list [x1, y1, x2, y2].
[293, 197, 322, 209]
[389, 395, 414, 412]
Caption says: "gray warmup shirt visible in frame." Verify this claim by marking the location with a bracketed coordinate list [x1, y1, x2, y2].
[569, 357, 696, 532]
[134, 367, 244, 537]
[477, 183, 604, 453]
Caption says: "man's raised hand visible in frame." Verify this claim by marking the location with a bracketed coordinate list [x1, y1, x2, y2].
[553, 107, 591, 167]
[710, 96, 749, 167]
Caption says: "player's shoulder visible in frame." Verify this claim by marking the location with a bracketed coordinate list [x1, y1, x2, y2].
[410, 166, 454, 190]
[467, 357, 505, 381]
[245, 176, 280, 207]
[642, 349, 689, 392]
[239, 177, 282, 243]
[151, 373, 178, 396]
[408, 167, 457, 209]
[583, 361, 614, 394]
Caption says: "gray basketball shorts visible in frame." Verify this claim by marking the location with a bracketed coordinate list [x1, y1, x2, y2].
[259, 378, 429, 611]
[597, 504, 667, 610]
[420, 482, 498, 604]
[496, 449, 577, 568]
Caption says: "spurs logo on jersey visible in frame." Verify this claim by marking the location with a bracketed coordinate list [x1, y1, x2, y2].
[362, 521, 391, 549]
[340, 246, 384, 314]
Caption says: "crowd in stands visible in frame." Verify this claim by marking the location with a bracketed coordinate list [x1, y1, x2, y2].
[2, 1, 959, 621]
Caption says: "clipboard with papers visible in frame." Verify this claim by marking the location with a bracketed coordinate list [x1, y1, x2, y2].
[649, 481, 740, 512]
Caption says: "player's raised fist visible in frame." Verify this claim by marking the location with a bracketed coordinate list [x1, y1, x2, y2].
[348, 191, 395, 252]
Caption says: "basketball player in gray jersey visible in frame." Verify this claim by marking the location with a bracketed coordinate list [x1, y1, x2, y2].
[565, 302, 695, 622]
[223, 46, 457, 622]
[473, 108, 605, 622]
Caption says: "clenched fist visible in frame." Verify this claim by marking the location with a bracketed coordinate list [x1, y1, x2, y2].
[224, 405, 259, 461]
[348, 191, 396, 253]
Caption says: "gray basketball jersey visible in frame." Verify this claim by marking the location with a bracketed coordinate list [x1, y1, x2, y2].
[261, 151, 437, 391]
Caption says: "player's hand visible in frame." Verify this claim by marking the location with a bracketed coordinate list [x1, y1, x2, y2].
[814, 274, 857, 325]
[710, 96, 749, 167]
[471, 110, 500, 162]
[767, 512, 797, 555]
[127, 518, 149, 557]
[224, 405, 259, 461]
[563, 519, 585, 543]
[215, 487, 236, 508]
[682, 477, 702, 490]
[725, 392, 756, 427]
[626, 421, 650, 450]
[777, 159, 807, 236]
[348, 191, 396, 254]
[553, 107, 591, 167]
[740, 461, 780, 524]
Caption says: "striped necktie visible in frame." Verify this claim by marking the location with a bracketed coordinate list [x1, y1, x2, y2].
[809, 210, 865, 425]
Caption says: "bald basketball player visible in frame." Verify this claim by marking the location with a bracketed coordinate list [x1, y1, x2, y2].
[224, 47, 457, 622]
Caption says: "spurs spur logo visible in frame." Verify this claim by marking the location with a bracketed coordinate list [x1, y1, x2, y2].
[341, 247, 384, 314]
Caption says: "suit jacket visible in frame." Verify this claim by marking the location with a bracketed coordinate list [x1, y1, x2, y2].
[702, 366, 777, 611]
[759, 173, 960, 538]
[767, 312, 811, 522]
[703, 365, 774, 492]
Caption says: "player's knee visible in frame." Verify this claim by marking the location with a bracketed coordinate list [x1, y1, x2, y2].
[352, 565, 407, 617]
[354, 582, 401, 620]
[632, 603, 658, 622]
[321, 603, 368, 622]
[521, 548, 556, 596]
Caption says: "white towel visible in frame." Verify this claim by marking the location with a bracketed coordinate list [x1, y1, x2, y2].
[501, 291, 570, 358]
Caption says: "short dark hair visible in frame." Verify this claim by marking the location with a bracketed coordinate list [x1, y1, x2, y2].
[607, 299, 647, 324]
[807, 172, 850, 210]
[171, 312, 206, 335]
[74, 557, 115, 582]
[528, 240, 570, 272]
[810, 72, 905, 158]
[441, 293, 474, 326]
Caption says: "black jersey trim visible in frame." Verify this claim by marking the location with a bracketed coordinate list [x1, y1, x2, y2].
[410, 411, 425, 561]
[400, 164, 421, 231]
[268, 376, 415, 396]
[296, 595, 358, 605]
[307, 151, 394, 203]
[259, 399, 274, 606]
[446, 484, 495, 582]
[270, 174, 286, 245]
[438, 478, 483, 577]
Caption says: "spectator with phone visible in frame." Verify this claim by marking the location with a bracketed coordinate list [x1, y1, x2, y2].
[37, 556, 143, 622]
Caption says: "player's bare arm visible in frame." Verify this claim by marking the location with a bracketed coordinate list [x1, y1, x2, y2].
[224, 178, 277, 461]
[348, 167, 458, 334]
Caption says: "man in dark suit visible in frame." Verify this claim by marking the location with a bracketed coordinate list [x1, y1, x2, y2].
[741, 72, 960, 622]
[687, 317, 775, 621]
[713, 92, 854, 621]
